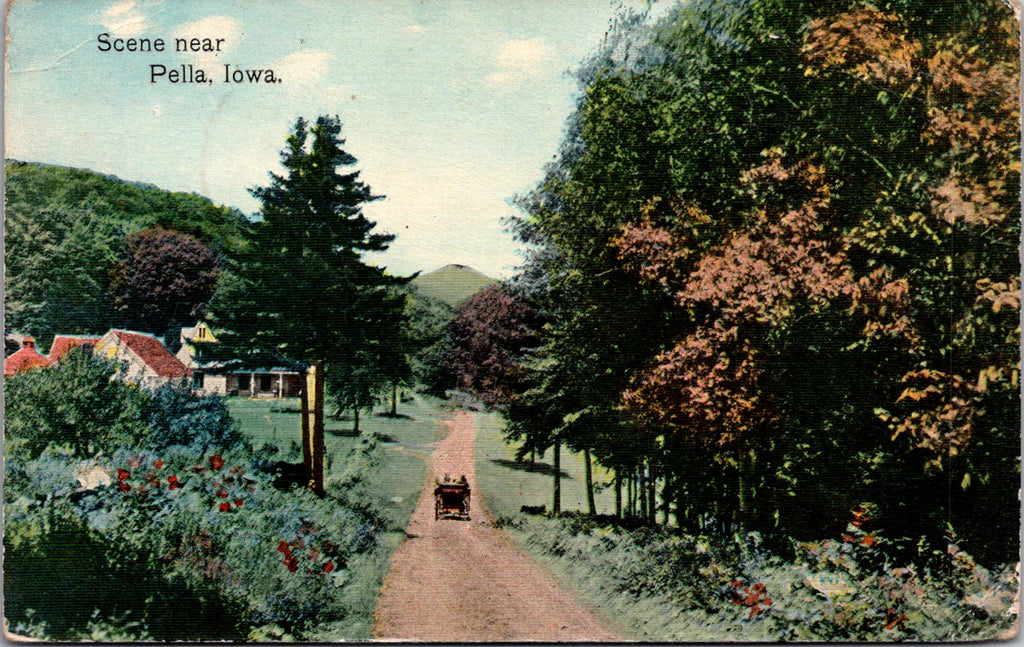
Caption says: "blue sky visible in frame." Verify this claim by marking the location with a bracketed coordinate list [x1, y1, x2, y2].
[5, 0, 630, 278]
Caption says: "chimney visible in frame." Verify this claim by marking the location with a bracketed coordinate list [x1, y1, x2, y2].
[22, 336, 35, 350]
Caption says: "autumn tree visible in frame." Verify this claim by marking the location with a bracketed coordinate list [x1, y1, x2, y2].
[509, 0, 1018, 555]
[109, 228, 220, 343]
[212, 115, 409, 495]
[444, 283, 542, 408]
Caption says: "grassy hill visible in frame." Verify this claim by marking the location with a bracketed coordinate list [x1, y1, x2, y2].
[411, 264, 497, 307]
[4, 160, 247, 345]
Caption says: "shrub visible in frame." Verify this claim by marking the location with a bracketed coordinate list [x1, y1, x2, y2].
[5, 434, 386, 640]
[146, 384, 240, 452]
[4, 349, 149, 459]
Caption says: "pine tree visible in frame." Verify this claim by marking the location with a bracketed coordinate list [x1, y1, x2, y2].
[213, 115, 408, 495]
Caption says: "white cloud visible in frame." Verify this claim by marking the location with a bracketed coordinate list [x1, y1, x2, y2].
[101, 0, 148, 38]
[171, 16, 244, 61]
[486, 38, 553, 87]
[496, 38, 552, 70]
[270, 49, 334, 88]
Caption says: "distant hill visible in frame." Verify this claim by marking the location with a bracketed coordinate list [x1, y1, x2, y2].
[4, 160, 247, 346]
[411, 264, 497, 307]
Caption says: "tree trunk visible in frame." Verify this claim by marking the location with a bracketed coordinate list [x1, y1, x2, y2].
[737, 446, 755, 532]
[353, 406, 361, 434]
[648, 464, 658, 525]
[638, 464, 647, 520]
[300, 376, 312, 477]
[390, 382, 398, 417]
[584, 448, 596, 516]
[627, 472, 634, 518]
[552, 440, 561, 515]
[614, 471, 622, 519]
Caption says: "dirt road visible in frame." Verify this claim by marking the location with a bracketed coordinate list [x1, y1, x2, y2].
[372, 411, 623, 642]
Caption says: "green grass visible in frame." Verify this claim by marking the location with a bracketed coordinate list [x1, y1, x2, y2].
[473, 411, 617, 519]
[226, 395, 451, 640]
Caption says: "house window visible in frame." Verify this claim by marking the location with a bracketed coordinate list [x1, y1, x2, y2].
[192, 372, 203, 390]
[237, 374, 250, 391]
[260, 374, 273, 392]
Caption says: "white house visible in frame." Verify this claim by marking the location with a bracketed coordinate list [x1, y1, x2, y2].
[94, 329, 190, 389]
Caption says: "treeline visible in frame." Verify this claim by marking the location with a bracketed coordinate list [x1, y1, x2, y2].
[446, 0, 1020, 565]
[4, 153, 444, 427]
[4, 161, 246, 347]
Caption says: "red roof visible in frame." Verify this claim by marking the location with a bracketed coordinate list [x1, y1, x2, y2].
[4, 337, 53, 375]
[48, 335, 100, 362]
[112, 330, 190, 378]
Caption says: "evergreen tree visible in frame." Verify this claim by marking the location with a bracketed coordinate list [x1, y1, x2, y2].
[212, 115, 409, 494]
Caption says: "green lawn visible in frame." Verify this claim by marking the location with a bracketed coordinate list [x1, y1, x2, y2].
[227, 396, 448, 528]
[474, 411, 617, 519]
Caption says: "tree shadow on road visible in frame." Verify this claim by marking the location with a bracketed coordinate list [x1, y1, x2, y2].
[489, 458, 571, 479]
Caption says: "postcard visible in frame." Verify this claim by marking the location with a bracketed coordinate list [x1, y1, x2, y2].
[4, 0, 1020, 642]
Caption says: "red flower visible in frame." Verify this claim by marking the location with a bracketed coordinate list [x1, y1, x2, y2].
[168, 475, 180, 490]
[852, 520, 862, 528]
[154, 459, 164, 469]
[285, 556, 298, 572]
[277, 541, 289, 553]
[216, 490, 228, 498]
[234, 499, 243, 508]
[117, 468, 130, 482]
[219, 502, 231, 512]
[842, 534, 856, 543]
[209, 454, 225, 471]
[117, 481, 131, 493]
[323, 561, 335, 573]
[861, 534, 878, 547]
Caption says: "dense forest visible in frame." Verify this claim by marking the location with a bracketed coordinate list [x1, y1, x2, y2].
[443, 0, 1020, 566]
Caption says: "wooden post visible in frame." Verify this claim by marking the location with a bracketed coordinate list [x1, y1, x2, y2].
[306, 362, 326, 496]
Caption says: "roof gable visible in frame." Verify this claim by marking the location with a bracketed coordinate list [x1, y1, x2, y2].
[48, 335, 100, 362]
[111, 330, 190, 378]
[4, 338, 52, 375]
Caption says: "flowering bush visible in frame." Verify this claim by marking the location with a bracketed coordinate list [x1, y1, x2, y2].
[5, 434, 385, 640]
[504, 512, 1017, 642]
